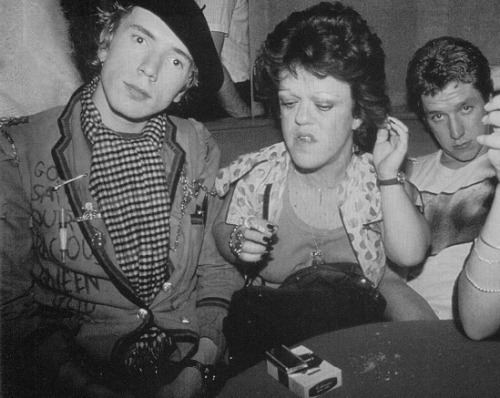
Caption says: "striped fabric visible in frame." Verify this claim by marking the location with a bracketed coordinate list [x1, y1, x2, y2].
[81, 78, 171, 305]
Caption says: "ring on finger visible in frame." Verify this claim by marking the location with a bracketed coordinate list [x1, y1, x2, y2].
[229, 225, 245, 258]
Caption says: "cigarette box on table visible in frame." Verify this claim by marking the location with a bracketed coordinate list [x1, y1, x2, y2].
[266, 345, 342, 398]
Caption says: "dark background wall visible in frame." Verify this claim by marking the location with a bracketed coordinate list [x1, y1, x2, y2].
[60, 0, 500, 109]
[249, 0, 500, 108]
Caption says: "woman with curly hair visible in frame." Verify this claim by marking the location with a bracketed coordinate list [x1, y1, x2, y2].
[213, 2, 435, 365]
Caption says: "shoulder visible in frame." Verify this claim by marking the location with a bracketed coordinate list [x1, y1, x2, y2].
[168, 116, 217, 153]
[215, 142, 287, 196]
[0, 108, 63, 158]
[221, 142, 287, 175]
[168, 115, 221, 180]
[168, 115, 211, 141]
[406, 151, 442, 182]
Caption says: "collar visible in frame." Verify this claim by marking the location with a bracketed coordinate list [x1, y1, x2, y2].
[51, 87, 186, 307]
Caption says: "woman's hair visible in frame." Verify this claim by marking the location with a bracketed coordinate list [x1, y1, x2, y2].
[255, 1, 390, 152]
[406, 36, 492, 119]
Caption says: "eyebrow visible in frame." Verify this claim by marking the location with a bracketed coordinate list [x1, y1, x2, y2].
[129, 23, 193, 64]
[426, 99, 474, 113]
[172, 47, 193, 64]
[130, 24, 155, 40]
[278, 87, 342, 96]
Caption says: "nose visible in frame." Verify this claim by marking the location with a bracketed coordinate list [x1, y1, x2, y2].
[138, 52, 160, 82]
[294, 101, 311, 125]
[448, 115, 465, 140]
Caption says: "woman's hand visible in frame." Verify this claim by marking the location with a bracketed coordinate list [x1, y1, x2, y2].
[229, 217, 277, 263]
[373, 116, 409, 179]
[478, 94, 500, 176]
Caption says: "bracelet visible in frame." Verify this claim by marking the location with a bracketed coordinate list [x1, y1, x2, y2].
[464, 266, 500, 293]
[478, 234, 500, 251]
[472, 246, 500, 265]
[228, 224, 244, 258]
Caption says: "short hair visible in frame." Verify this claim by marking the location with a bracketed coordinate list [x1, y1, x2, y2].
[406, 36, 493, 119]
[90, 2, 198, 91]
[255, 1, 390, 153]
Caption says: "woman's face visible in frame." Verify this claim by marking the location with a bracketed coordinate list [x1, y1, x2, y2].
[279, 67, 361, 172]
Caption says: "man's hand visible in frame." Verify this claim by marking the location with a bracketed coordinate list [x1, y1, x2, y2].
[57, 361, 134, 398]
[156, 366, 203, 398]
[373, 116, 409, 179]
[478, 94, 500, 175]
[156, 338, 217, 398]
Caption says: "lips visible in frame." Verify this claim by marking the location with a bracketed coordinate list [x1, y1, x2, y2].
[124, 82, 151, 100]
[296, 133, 316, 143]
[453, 141, 470, 150]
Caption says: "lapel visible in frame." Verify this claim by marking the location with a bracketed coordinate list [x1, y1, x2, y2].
[162, 116, 185, 203]
[51, 88, 186, 308]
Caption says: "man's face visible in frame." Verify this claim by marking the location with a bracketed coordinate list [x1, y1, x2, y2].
[279, 67, 361, 172]
[421, 81, 488, 169]
[93, 7, 193, 132]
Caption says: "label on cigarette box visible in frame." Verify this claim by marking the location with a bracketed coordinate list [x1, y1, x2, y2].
[309, 377, 339, 396]
[266, 345, 342, 398]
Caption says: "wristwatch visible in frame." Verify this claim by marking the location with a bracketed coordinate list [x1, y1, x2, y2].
[377, 171, 406, 186]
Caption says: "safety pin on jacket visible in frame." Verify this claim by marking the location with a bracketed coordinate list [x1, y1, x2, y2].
[52, 173, 88, 263]
[52, 173, 88, 191]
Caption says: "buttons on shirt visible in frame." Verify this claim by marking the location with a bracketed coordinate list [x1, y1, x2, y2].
[137, 308, 148, 320]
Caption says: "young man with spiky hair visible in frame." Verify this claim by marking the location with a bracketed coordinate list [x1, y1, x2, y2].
[0, 1, 241, 396]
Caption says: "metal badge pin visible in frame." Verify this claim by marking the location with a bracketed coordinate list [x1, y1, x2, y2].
[76, 202, 102, 222]
[52, 173, 88, 192]
[90, 229, 105, 247]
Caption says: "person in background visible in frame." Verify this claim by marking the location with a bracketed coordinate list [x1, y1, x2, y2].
[193, 0, 265, 120]
[457, 95, 500, 340]
[0, 0, 81, 117]
[0, 0, 241, 397]
[213, 0, 433, 328]
[405, 36, 497, 321]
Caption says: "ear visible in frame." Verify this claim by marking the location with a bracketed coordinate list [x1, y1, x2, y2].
[351, 117, 362, 130]
[98, 47, 108, 64]
[97, 29, 113, 64]
[172, 89, 187, 103]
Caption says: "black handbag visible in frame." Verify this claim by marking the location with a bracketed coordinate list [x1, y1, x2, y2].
[223, 262, 386, 373]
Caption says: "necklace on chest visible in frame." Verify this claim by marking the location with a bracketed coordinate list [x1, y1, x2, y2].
[288, 168, 342, 265]
[288, 169, 341, 229]
[310, 234, 326, 266]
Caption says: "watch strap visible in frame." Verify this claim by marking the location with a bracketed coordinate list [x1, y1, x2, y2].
[377, 171, 406, 186]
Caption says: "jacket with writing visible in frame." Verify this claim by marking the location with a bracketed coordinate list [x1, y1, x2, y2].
[0, 88, 242, 361]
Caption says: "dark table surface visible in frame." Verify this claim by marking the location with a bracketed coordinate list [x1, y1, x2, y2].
[217, 320, 500, 398]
